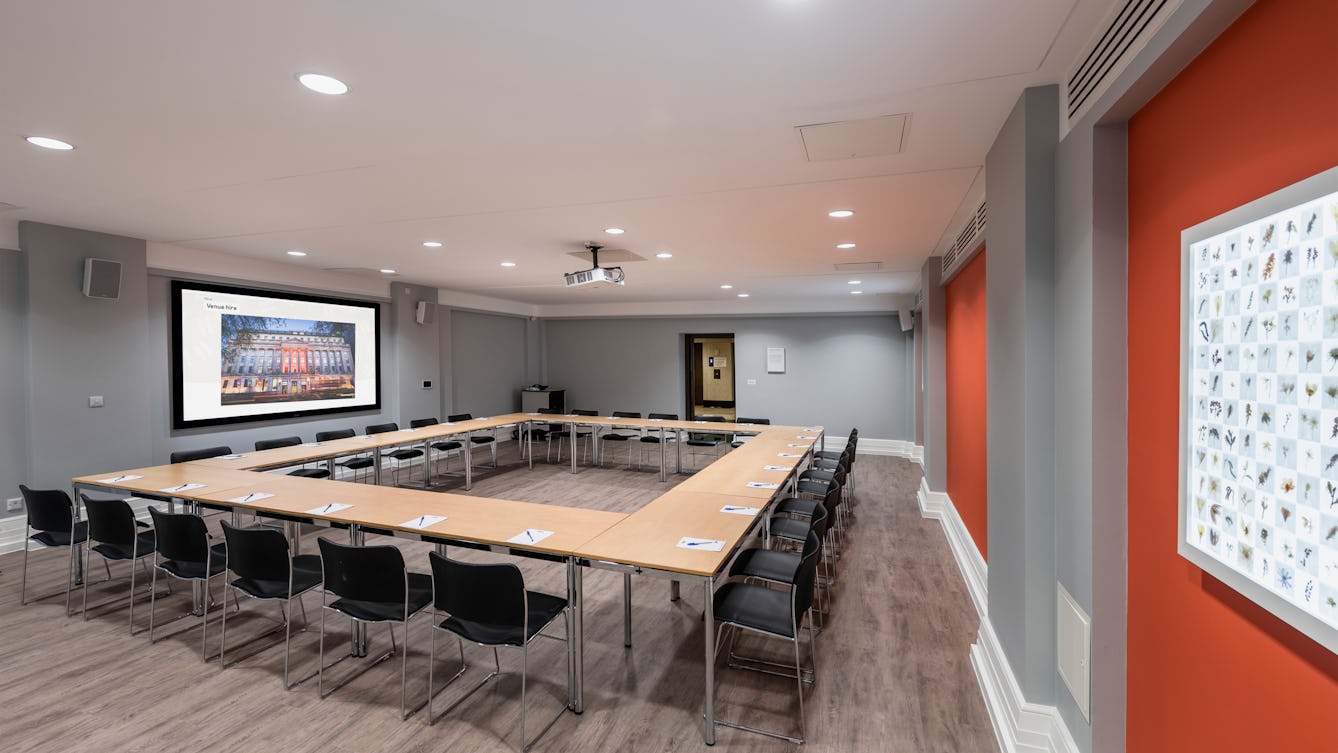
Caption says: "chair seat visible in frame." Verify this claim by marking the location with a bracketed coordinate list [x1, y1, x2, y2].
[91, 530, 156, 561]
[339, 457, 375, 470]
[288, 467, 331, 479]
[796, 479, 830, 496]
[799, 470, 836, 484]
[685, 439, 722, 447]
[328, 572, 432, 622]
[469, 436, 496, 445]
[768, 516, 810, 542]
[814, 450, 843, 460]
[437, 590, 567, 647]
[730, 548, 801, 584]
[639, 435, 675, 443]
[384, 448, 425, 461]
[713, 582, 797, 639]
[774, 497, 820, 518]
[31, 521, 89, 547]
[231, 554, 323, 599]
[431, 440, 463, 452]
[159, 543, 228, 580]
[601, 433, 635, 442]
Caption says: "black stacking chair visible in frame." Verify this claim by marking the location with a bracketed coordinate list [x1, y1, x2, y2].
[598, 411, 641, 467]
[219, 521, 324, 688]
[712, 530, 822, 744]
[426, 552, 571, 751]
[17, 485, 88, 614]
[148, 507, 229, 660]
[742, 503, 834, 621]
[79, 494, 157, 632]
[367, 423, 425, 486]
[316, 538, 432, 720]
[731, 417, 771, 447]
[254, 436, 331, 479]
[775, 477, 845, 562]
[410, 417, 464, 475]
[448, 413, 499, 469]
[685, 415, 729, 469]
[638, 412, 679, 467]
[541, 409, 578, 464]
[315, 428, 376, 483]
[169, 446, 233, 463]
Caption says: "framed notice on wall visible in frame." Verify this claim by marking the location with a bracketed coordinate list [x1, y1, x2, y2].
[1178, 165, 1338, 654]
[766, 347, 786, 373]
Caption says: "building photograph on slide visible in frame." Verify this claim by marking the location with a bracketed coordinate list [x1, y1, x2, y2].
[218, 315, 356, 405]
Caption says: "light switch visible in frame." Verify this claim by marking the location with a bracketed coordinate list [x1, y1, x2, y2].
[89, 395, 105, 408]
[746, 379, 757, 386]
[422, 380, 433, 390]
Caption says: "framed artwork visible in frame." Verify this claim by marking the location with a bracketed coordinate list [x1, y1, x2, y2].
[1179, 165, 1338, 653]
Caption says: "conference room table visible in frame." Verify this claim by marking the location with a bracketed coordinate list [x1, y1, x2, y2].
[71, 415, 825, 744]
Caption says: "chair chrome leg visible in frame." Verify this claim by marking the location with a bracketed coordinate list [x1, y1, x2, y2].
[20, 533, 31, 605]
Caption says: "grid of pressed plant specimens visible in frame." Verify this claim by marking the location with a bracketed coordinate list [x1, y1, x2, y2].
[1185, 185, 1338, 636]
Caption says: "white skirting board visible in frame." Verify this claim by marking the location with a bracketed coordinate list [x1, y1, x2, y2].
[854, 438, 922, 460]
[912, 448, 1077, 753]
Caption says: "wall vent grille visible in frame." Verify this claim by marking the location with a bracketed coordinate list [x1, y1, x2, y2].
[941, 200, 987, 281]
[1063, 0, 1181, 131]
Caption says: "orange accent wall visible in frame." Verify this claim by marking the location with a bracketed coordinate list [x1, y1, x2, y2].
[945, 248, 988, 560]
[1127, 0, 1338, 749]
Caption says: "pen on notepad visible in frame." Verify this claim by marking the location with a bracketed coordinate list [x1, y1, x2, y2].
[320, 503, 335, 514]
[416, 516, 428, 528]
[526, 530, 536, 542]
[171, 483, 190, 492]
[241, 492, 256, 502]
[110, 475, 130, 483]
[722, 506, 745, 512]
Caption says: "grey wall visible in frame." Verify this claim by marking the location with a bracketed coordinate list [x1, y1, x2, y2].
[390, 282, 442, 424]
[544, 314, 913, 440]
[0, 249, 28, 514]
[985, 86, 1058, 705]
[20, 222, 155, 489]
[919, 259, 948, 488]
[450, 310, 528, 417]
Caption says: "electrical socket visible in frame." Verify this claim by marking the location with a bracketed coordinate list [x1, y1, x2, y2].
[5, 497, 21, 513]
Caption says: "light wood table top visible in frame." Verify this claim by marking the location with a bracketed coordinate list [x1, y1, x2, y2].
[189, 435, 381, 471]
[72, 464, 264, 500]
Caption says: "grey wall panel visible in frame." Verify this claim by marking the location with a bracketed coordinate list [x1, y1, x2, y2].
[919, 260, 948, 489]
[0, 249, 29, 516]
[19, 222, 154, 487]
[451, 310, 527, 417]
[390, 282, 441, 425]
[544, 315, 912, 440]
[985, 86, 1059, 704]
[145, 273, 397, 459]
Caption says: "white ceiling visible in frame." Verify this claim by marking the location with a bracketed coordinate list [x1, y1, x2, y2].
[0, 0, 1115, 310]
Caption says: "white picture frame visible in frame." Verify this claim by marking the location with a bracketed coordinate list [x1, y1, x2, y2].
[766, 347, 786, 373]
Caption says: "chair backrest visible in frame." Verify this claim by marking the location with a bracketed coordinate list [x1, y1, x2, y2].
[612, 411, 641, 419]
[409, 417, 439, 428]
[791, 531, 823, 623]
[365, 422, 398, 435]
[315, 428, 356, 442]
[429, 552, 526, 630]
[698, 415, 726, 422]
[148, 507, 212, 564]
[19, 485, 74, 533]
[447, 413, 472, 422]
[221, 521, 293, 582]
[317, 537, 407, 604]
[571, 409, 597, 416]
[81, 494, 138, 548]
[736, 417, 771, 425]
[255, 436, 302, 451]
[648, 412, 678, 421]
[823, 480, 843, 515]
[170, 446, 233, 464]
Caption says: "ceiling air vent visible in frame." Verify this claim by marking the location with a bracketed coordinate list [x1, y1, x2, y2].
[833, 261, 883, 273]
[1063, 0, 1181, 132]
[323, 267, 400, 278]
[941, 200, 986, 281]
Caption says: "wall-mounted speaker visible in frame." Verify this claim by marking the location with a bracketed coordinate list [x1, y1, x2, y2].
[415, 299, 434, 325]
[82, 258, 121, 300]
[899, 308, 914, 332]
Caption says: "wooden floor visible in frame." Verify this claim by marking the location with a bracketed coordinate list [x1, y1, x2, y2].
[0, 445, 996, 753]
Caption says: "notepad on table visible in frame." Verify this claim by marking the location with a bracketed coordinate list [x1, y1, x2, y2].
[228, 492, 275, 504]
[301, 442, 323, 447]
[401, 515, 448, 530]
[305, 503, 353, 515]
[777, 452, 803, 458]
[96, 474, 143, 484]
[218, 454, 246, 459]
[507, 529, 555, 545]
[746, 482, 780, 490]
[677, 537, 725, 552]
[787, 443, 807, 448]
[158, 483, 206, 493]
[720, 505, 760, 516]
[762, 465, 790, 471]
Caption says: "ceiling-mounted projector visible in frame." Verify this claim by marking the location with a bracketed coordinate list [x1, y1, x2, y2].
[564, 243, 625, 288]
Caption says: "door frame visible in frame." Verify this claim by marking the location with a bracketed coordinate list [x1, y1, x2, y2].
[682, 332, 736, 420]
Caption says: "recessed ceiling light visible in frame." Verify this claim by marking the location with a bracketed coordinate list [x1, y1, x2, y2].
[848, 280, 861, 285]
[604, 227, 625, 235]
[656, 252, 673, 259]
[379, 268, 396, 274]
[720, 284, 733, 289]
[297, 73, 349, 95]
[500, 261, 517, 267]
[828, 209, 854, 218]
[850, 290, 863, 295]
[836, 243, 856, 249]
[422, 241, 442, 248]
[286, 250, 307, 257]
[737, 293, 750, 298]
[25, 136, 74, 150]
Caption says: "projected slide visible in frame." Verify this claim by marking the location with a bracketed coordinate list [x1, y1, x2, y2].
[173, 281, 380, 428]
[1180, 166, 1338, 654]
